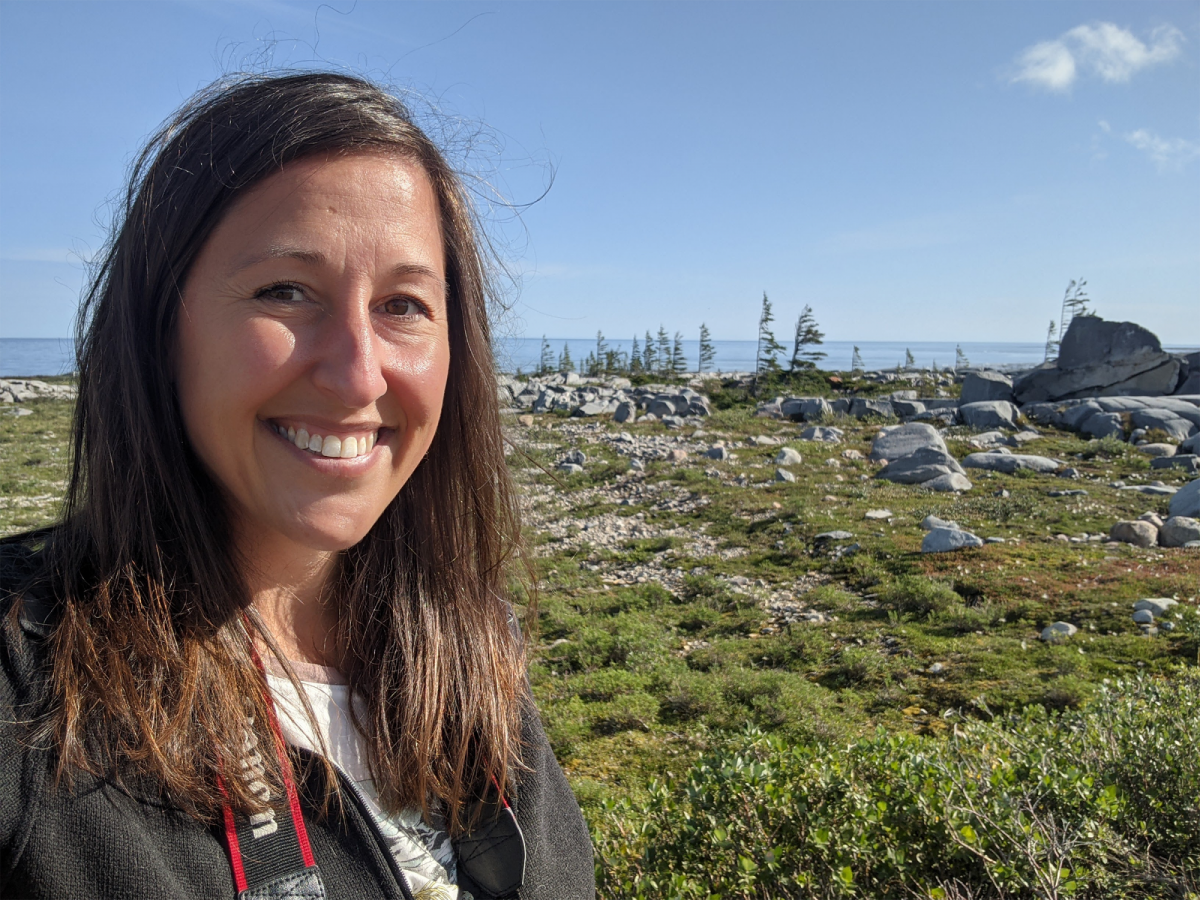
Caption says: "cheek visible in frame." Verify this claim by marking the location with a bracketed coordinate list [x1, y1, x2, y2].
[386, 335, 451, 421]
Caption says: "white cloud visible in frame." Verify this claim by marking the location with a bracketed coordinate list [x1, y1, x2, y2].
[1010, 22, 1183, 92]
[1123, 129, 1200, 170]
[1098, 119, 1111, 133]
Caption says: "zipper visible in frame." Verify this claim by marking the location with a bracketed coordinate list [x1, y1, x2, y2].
[330, 763, 418, 900]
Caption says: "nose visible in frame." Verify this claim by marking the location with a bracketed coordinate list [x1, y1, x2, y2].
[310, 295, 388, 408]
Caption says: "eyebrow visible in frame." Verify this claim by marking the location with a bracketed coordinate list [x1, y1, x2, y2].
[231, 247, 447, 291]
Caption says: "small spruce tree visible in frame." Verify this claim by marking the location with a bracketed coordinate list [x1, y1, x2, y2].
[643, 330, 656, 375]
[790, 304, 826, 371]
[955, 344, 970, 370]
[851, 345, 864, 372]
[656, 326, 672, 376]
[904, 348, 915, 369]
[1043, 320, 1058, 363]
[559, 342, 574, 372]
[538, 335, 554, 375]
[756, 292, 785, 377]
[698, 323, 715, 373]
[630, 335, 642, 374]
[595, 331, 608, 375]
[671, 331, 687, 375]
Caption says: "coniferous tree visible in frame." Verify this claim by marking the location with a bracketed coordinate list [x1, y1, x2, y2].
[656, 326, 672, 376]
[595, 331, 608, 375]
[559, 342, 574, 372]
[643, 330, 656, 375]
[756, 292, 785, 376]
[790, 304, 826, 371]
[538, 335, 554, 375]
[698, 323, 715, 373]
[671, 332, 688, 375]
[904, 348, 915, 369]
[851, 345, 864, 372]
[955, 344, 970, 370]
[630, 335, 643, 375]
[584, 351, 598, 377]
[1043, 320, 1058, 363]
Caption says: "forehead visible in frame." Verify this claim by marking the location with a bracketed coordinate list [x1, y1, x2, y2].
[212, 152, 445, 261]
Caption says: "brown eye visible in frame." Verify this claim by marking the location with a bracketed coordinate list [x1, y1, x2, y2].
[382, 297, 426, 318]
[256, 284, 306, 304]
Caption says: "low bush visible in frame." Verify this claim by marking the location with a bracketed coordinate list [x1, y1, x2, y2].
[592, 673, 1200, 899]
[878, 575, 962, 617]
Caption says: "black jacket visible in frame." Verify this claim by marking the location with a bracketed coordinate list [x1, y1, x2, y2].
[0, 541, 595, 900]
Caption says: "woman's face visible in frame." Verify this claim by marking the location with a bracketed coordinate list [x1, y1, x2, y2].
[175, 152, 450, 554]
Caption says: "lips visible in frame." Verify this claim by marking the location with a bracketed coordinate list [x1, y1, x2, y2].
[267, 420, 381, 459]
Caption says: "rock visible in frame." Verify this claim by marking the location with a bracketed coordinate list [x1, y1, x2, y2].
[922, 527, 983, 552]
[1119, 484, 1177, 496]
[959, 401, 1019, 430]
[557, 463, 583, 475]
[927, 662, 945, 675]
[1130, 408, 1194, 442]
[660, 415, 686, 428]
[667, 449, 688, 463]
[1057, 467, 1082, 479]
[850, 398, 895, 419]
[961, 452, 1060, 474]
[869, 422, 947, 461]
[1081, 412, 1125, 439]
[1139, 443, 1177, 458]
[629, 457, 645, 471]
[774, 447, 803, 466]
[1181, 433, 1200, 455]
[841, 448, 864, 460]
[1138, 511, 1164, 528]
[706, 445, 732, 461]
[1151, 455, 1200, 475]
[517, 414, 535, 427]
[921, 515, 959, 531]
[924, 472, 973, 492]
[960, 370, 1014, 404]
[970, 430, 1010, 447]
[1134, 598, 1178, 616]
[781, 397, 832, 421]
[613, 400, 637, 423]
[562, 449, 586, 465]
[1040, 622, 1077, 641]
[863, 509, 892, 520]
[571, 400, 608, 417]
[877, 447, 966, 484]
[1109, 520, 1158, 548]
[1048, 489, 1088, 497]
[1014, 316, 1180, 403]
[774, 468, 796, 483]
[800, 426, 843, 443]
[1159, 516, 1200, 547]
[647, 398, 679, 418]
[892, 400, 926, 418]
[1132, 609, 1155, 624]
[814, 530, 854, 541]
[1168, 479, 1200, 517]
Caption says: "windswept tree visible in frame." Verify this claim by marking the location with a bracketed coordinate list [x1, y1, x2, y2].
[656, 326, 672, 376]
[671, 332, 688, 375]
[559, 342, 574, 372]
[630, 335, 643, 375]
[851, 345, 864, 373]
[1043, 320, 1058, 363]
[594, 331, 609, 375]
[904, 348, 915, 369]
[955, 344, 970, 370]
[1058, 278, 1090, 340]
[643, 330, 656, 375]
[790, 304, 826, 371]
[756, 292, 785, 377]
[538, 335, 554, 375]
[698, 323, 715, 373]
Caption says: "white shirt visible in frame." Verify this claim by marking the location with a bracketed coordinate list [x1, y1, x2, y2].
[264, 659, 470, 900]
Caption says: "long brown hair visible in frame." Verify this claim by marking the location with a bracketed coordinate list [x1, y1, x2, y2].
[31, 72, 526, 829]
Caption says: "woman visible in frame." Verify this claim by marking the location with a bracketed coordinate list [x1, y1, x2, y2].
[0, 72, 594, 900]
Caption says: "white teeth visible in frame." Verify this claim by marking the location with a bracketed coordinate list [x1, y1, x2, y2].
[320, 436, 341, 458]
[287, 426, 296, 442]
[308, 433, 323, 453]
[276, 423, 378, 458]
[341, 436, 358, 458]
[367, 432, 376, 451]
[295, 428, 310, 450]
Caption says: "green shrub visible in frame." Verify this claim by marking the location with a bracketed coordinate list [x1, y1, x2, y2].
[592, 673, 1200, 899]
[878, 576, 962, 617]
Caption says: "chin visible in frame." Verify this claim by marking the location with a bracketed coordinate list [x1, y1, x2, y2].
[288, 510, 386, 553]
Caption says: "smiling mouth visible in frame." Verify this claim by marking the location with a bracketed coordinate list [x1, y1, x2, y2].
[267, 420, 382, 459]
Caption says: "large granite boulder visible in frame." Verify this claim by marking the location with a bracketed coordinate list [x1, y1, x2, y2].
[959, 401, 1019, 430]
[1160, 516, 1200, 548]
[877, 447, 966, 484]
[961, 451, 1061, 474]
[960, 370, 1014, 404]
[781, 397, 832, 421]
[850, 398, 894, 419]
[869, 422, 947, 461]
[1013, 316, 1180, 403]
[1130, 408, 1196, 442]
[1168, 479, 1200, 518]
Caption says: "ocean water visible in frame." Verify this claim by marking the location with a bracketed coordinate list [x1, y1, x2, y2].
[4, 336, 1196, 378]
[0, 339, 76, 377]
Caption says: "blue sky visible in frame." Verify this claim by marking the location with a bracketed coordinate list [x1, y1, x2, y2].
[1, 1, 1197, 344]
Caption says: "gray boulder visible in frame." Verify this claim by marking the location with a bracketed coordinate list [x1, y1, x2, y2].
[706, 445, 732, 461]
[562, 448, 586, 465]
[1041, 622, 1077, 641]
[850, 398, 895, 419]
[1159, 516, 1200, 548]
[1182, 433, 1200, 455]
[877, 447, 966, 484]
[921, 515, 959, 531]
[775, 467, 796, 483]
[1138, 443, 1177, 458]
[1082, 412, 1125, 439]
[1014, 316, 1180, 402]
[924, 472, 973, 492]
[1134, 598, 1179, 617]
[960, 370, 1014, 404]
[646, 398, 679, 418]
[1151, 455, 1199, 475]
[869, 422, 947, 461]
[613, 400, 637, 423]
[571, 400, 608, 417]
[774, 447, 803, 466]
[800, 426, 843, 443]
[959, 401, 1019, 430]
[922, 527, 983, 552]
[557, 462, 583, 475]
[1168, 479, 1200, 518]
[781, 397, 832, 421]
[1132, 609, 1155, 625]
[892, 400, 926, 418]
[961, 452, 1060, 474]
[1130, 408, 1194, 442]
[1109, 520, 1158, 548]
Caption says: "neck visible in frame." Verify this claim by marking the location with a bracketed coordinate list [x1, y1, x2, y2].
[238, 532, 341, 667]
